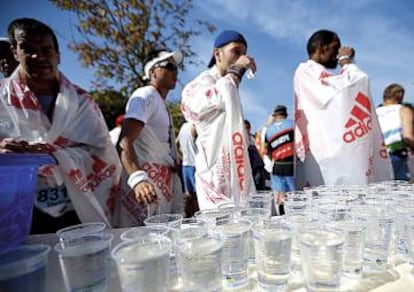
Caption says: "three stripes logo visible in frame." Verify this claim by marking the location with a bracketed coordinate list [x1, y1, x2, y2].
[342, 92, 373, 143]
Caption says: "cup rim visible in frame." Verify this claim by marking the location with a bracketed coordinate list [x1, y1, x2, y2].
[54, 233, 113, 255]
[56, 222, 107, 239]
[111, 235, 171, 262]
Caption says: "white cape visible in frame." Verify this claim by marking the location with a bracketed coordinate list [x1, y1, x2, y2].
[0, 69, 122, 226]
[294, 60, 393, 188]
[181, 66, 256, 209]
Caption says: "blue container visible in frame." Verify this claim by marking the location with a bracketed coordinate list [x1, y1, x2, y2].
[0, 154, 56, 253]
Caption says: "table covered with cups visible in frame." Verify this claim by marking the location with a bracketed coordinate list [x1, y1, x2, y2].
[12, 184, 414, 291]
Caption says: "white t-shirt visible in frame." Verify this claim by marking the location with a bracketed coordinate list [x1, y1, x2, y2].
[109, 126, 121, 145]
[125, 85, 170, 143]
[177, 122, 197, 166]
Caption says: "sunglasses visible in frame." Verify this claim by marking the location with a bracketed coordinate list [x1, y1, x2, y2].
[152, 61, 178, 72]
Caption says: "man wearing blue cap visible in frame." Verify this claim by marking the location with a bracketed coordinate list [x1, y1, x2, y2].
[181, 30, 257, 210]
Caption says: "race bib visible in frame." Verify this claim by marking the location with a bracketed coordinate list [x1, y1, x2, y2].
[34, 184, 70, 209]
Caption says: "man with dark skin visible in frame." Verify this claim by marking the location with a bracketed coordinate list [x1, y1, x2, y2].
[294, 29, 392, 188]
[0, 37, 18, 78]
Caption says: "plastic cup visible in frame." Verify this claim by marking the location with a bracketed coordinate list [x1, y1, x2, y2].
[329, 219, 366, 287]
[246, 191, 273, 211]
[214, 217, 252, 289]
[299, 230, 345, 291]
[253, 217, 292, 290]
[284, 191, 310, 216]
[120, 225, 170, 242]
[144, 214, 183, 229]
[112, 235, 172, 292]
[241, 208, 271, 264]
[354, 207, 393, 273]
[55, 234, 113, 292]
[0, 244, 51, 292]
[194, 209, 232, 229]
[174, 225, 224, 291]
[56, 222, 107, 242]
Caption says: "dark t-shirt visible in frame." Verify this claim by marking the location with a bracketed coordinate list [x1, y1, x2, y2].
[265, 119, 294, 176]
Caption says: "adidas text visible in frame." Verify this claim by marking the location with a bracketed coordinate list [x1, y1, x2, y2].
[342, 118, 372, 143]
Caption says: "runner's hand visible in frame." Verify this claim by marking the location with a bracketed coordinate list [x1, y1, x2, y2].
[0, 138, 30, 153]
[134, 181, 158, 205]
[234, 54, 257, 75]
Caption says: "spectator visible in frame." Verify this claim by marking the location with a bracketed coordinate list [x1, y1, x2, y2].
[294, 29, 392, 188]
[376, 84, 414, 180]
[0, 18, 121, 233]
[0, 37, 18, 78]
[264, 105, 294, 215]
[176, 122, 199, 217]
[181, 30, 257, 209]
[244, 119, 267, 190]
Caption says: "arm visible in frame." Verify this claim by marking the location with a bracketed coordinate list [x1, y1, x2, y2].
[190, 124, 197, 139]
[118, 118, 157, 205]
[401, 106, 414, 151]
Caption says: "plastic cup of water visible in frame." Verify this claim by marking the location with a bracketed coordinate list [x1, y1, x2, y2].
[55, 234, 113, 292]
[194, 209, 233, 229]
[112, 235, 172, 292]
[246, 191, 273, 211]
[329, 219, 366, 288]
[299, 230, 345, 291]
[253, 217, 292, 290]
[0, 244, 51, 292]
[214, 217, 252, 289]
[241, 208, 271, 265]
[284, 191, 310, 216]
[173, 225, 224, 291]
[354, 206, 393, 273]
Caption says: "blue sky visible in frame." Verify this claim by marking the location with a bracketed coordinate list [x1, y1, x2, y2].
[2, 0, 414, 132]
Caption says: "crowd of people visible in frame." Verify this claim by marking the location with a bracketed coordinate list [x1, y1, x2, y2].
[0, 17, 411, 234]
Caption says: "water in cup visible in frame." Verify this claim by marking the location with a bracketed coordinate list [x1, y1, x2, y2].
[299, 230, 344, 291]
[55, 234, 113, 292]
[253, 218, 292, 291]
[214, 218, 252, 289]
[112, 236, 171, 292]
[330, 219, 366, 288]
[174, 226, 224, 292]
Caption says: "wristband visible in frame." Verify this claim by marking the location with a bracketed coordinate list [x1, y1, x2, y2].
[226, 64, 246, 80]
[127, 170, 150, 189]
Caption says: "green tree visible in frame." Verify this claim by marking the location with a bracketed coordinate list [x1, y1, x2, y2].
[50, 0, 215, 95]
[90, 89, 127, 129]
[167, 100, 185, 136]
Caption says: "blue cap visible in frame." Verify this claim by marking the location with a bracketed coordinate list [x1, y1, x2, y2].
[208, 30, 247, 68]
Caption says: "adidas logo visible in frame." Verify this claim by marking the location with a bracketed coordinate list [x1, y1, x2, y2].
[342, 92, 373, 143]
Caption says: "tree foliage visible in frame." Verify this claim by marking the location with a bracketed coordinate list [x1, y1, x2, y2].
[50, 0, 215, 95]
[167, 100, 185, 136]
[90, 89, 127, 129]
